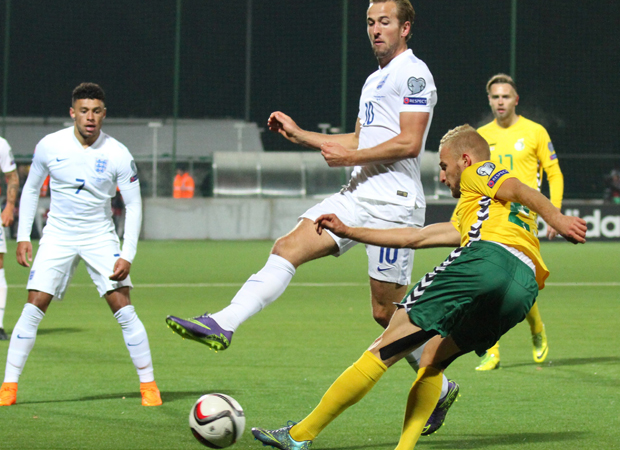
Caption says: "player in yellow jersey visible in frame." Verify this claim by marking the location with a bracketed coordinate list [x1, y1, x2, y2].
[251, 125, 586, 450]
[475, 73, 564, 370]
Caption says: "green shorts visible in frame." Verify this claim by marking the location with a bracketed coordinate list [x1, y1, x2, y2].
[401, 240, 539, 356]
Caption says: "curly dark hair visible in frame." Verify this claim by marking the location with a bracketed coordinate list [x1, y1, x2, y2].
[72, 82, 106, 104]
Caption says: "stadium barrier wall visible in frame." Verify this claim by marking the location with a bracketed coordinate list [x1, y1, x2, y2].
[142, 199, 620, 241]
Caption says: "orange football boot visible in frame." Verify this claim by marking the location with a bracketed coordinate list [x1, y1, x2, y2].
[0, 382, 17, 406]
[140, 381, 162, 406]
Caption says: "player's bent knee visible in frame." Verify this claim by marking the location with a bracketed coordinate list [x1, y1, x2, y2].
[26, 290, 54, 313]
[271, 235, 293, 257]
[379, 329, 438, 362]
[372, 310, 391, 329]
[105, 287, 132, 313]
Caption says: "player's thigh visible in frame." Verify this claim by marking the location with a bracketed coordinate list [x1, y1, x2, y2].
[79, 239, 133, 297]
[419, 334, 462, 369]
[368, 308, 434, 367]
[27, 241, 80, 299]
[271, 218, 340, 267]
[282, 192, 360, 264]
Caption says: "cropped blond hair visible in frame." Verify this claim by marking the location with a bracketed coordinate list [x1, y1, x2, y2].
[439, 125, 490, 160]
[486, 73, 518, 95]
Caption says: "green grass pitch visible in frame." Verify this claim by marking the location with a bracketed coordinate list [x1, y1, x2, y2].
[0, 240, 618, 449]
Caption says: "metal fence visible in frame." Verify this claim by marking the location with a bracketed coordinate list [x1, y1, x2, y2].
[1, 1, 618, 199]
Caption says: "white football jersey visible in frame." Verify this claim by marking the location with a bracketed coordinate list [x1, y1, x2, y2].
[18, 127, 140, 243]
[0, 136, 17, 174]
[348, 49, 437, 208]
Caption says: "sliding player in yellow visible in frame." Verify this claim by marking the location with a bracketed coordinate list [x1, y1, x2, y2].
[475, 73, 564, 370]
[251, 125, 586, 450]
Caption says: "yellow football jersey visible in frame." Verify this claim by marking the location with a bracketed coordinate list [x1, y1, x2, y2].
[478, 116, 562, 208]
[452, 160, 549, 289]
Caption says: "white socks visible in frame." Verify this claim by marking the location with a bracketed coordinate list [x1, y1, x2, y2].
[212, 254, 296, 332]
[4, 303, 45, 383]
[0, 268, 7, 329]
[3, 304, 154, 384]
[404, 343, 450, 400]
[114, 305, 154, 383]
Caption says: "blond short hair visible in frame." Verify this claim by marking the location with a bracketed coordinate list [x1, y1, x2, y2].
[486, 73, 518, 95]
[439, 125, 491, 160]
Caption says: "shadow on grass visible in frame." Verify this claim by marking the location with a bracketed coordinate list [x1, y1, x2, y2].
[419, 431, 589, 448]
[328, 431, 588, 449]
[37, 327, 83, 336]
[0, 327, 83, 337]
[328, 442, 398, 449]
[20, 390, 242, 405]
[502, 356, 620, 369]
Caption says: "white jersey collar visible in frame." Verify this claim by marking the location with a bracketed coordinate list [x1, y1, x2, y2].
[71, 126, 105, 151]
[377, 48, 413, 72]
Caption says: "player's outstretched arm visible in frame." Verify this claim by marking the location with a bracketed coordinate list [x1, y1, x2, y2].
[315, 214, 461, 249]
[496, 178, 587, 244]
[268, 111, 359, 151]
[16, 241, 33, 268]
[323, 112, 429, 167]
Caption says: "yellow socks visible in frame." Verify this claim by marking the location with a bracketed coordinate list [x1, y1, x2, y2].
[526, 302, 544, 335]
[291, 351, 387, 442]
[395, 366, 443, 450]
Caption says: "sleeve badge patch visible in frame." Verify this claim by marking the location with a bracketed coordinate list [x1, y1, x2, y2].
[476, 162, 496, 176]
[403, 97, 427, 105]
[130, 160, 139, 182]
[487, 169, 509, 187]
[407, 77, 426, 95]
[549, 142, 558, 160]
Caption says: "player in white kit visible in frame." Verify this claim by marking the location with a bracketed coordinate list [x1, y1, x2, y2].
[168, 0, 458, 435]
[0, 83, 161, 407]
[0, 136, 19, 340]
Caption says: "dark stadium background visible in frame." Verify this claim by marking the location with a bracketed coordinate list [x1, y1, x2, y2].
[1, 0, 618, 197]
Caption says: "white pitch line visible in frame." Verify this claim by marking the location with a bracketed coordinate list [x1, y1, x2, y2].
[545, 282, 620, 287]
[7, 281, 620, 288]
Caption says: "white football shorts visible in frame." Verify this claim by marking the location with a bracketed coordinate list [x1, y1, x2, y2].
[300, 190, 425, 286]
[0, 226, 7, 253]
[27, 235, 133, 299]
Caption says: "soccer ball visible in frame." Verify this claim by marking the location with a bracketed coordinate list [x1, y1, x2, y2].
[189, 393, 245, 448]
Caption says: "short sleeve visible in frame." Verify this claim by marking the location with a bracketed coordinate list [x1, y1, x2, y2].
[116, 146, 140, 191]
[31, 141, 50, 176]
[449, 203, 460, 232]
[461, 161, 516, 199]
[0, 138, 16, 173]
[396, 66, 437, 113]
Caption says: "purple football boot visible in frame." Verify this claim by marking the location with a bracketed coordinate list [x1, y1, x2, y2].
[166, 313, 233, 351]
[421, 379, 460, 435]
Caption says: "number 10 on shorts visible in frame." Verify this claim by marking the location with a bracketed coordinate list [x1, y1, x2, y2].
[379, 247, 398, 264]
